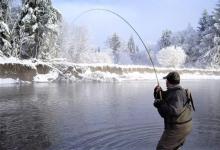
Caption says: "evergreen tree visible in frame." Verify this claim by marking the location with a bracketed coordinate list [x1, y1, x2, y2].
[106, 33, 121, 63]
[159, 30, 172, 49]
[127, 35, 139, 64]
[198, 10, 209, 32]
[201, 1, 220, 67]
[195, 10, 216, 67]
[17, 0, 62, 59]
[0, 0, 10, 23]
[198, 10, 215, 54]
[0, 0, 12, 57]
[170, 25, 199, 66]
[7, 0, 22, 30]
[9, 0, 22, 57]
[182, 25, 199, 64]
[127, 36, 135, 53]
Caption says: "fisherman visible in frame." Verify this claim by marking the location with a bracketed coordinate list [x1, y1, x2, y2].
[153, 71, 195, 150]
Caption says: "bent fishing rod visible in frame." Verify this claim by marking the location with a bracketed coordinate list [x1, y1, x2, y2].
[73, 8, 160, 86]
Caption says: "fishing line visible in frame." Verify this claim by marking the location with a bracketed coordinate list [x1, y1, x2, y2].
[72, 8, 160, 85]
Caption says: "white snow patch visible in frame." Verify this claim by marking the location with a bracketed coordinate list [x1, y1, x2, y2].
[0, 78, 18, 84]
[0, 21, 10, 34]
[72, 66, 220, 82]
[0, 57, 37, 69]
[33, 71, 59, 83]
[0, 78, 30, 85]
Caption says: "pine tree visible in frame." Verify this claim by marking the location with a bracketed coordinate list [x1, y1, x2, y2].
[203, 0, 220, 67]
[17, 0, 62, 59]
[8, 1, 22, 57]
[182, 25, 199, 63]
[198, 10, 209, 32]
[0, 0, 12, 57]
[198, 10, 215, 54]
[127, 35, 139, 64]
[169, 24, 199, 66]
[195, 10, 216, 67]
[127, 36, 135, 53]
[159, 30, 172, 49]
[106, 33, 121, 63]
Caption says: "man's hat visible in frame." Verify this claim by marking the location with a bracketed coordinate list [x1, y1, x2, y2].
[163, 71, 180, 84]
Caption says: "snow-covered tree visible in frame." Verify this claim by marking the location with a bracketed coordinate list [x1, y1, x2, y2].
[66, 25, 90, 62]
[0, 0, 10, 23]
[158, 30, 172, 49]
[209, 1, 220, 67]
[8, 0, 22, 30]
[198, 10, 215, 52]
[181, 25, 199, 65]
[0, 21, 12, 56]
[195, 10, 216, 67]
[196, 1, 220, 67]
[127, 36, 135, 53]
[8, 0, 22, 57]
[106, 33, 121, 63]
[17, 0, 62, 59]
[157, 46, 186, 68]
[127, 35, 139, 64]
[198, 10, 210, 32]
[170, 24, 199, 66]
[0, 0, 12, 57]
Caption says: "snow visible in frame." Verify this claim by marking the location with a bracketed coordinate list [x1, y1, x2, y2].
[33, 71, 59, 83]
[79, 67, 220, 82]
[32, 23, 38, 32]
[0, 21, 10, 34]
[0, 78, 19, 85]
[0, 57, 220, 84]
[52, 61, 220, 82]
[0, 78, 31, 85]
[157, 46, 186, 67]
[0, 57, 36, 69]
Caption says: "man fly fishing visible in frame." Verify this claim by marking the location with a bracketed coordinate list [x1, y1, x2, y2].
[73, 9, 195, 149]
[153, 71, 195, 150]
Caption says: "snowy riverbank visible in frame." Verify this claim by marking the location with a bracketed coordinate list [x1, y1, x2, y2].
[0, 58, 220, 84]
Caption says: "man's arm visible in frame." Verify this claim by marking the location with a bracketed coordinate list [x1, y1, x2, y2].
[156, 94, 183, 117]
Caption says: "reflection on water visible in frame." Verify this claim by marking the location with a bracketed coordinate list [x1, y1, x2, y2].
[0, 80, 220, 150]
[0, 85, 51, 150]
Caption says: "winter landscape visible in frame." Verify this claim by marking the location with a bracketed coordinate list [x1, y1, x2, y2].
[1, 0, 220, 150]
[0, 0, 220, 83]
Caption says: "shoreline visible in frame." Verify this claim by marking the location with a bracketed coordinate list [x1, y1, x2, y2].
[0, 59, 220, 84]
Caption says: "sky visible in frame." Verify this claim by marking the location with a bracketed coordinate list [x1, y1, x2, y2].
[52, 0, 218, 48]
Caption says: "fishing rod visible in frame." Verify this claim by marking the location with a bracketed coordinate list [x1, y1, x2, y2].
[73, 8, 160, 85]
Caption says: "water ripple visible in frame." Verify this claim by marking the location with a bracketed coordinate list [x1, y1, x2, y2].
[58, 123, 162, 150]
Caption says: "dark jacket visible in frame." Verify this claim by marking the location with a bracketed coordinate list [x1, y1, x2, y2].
[154, 85, 192, 128]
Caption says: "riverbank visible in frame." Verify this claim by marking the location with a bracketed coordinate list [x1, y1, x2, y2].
[1, 57, 220, 84]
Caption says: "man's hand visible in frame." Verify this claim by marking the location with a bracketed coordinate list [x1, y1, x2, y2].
[154, 85, 162, 99]
[154, 85, 162, 93]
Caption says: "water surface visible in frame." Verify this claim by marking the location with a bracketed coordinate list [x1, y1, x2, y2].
[0, 80, 220, 150]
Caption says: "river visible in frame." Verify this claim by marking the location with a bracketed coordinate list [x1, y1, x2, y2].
[0, 80, 220, 150]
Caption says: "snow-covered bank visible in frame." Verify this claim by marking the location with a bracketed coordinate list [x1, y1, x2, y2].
[0, 57, 51, 83]
[0, 58, 220, 84]
[53, 62, 220, 82]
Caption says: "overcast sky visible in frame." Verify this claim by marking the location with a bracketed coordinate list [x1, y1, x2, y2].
[52, 0, 218, 47]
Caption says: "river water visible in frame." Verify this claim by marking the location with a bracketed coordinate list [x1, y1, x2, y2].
[0, 80, 220, 150]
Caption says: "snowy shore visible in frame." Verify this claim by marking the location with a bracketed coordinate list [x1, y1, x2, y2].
[0, 58, 220, 84]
